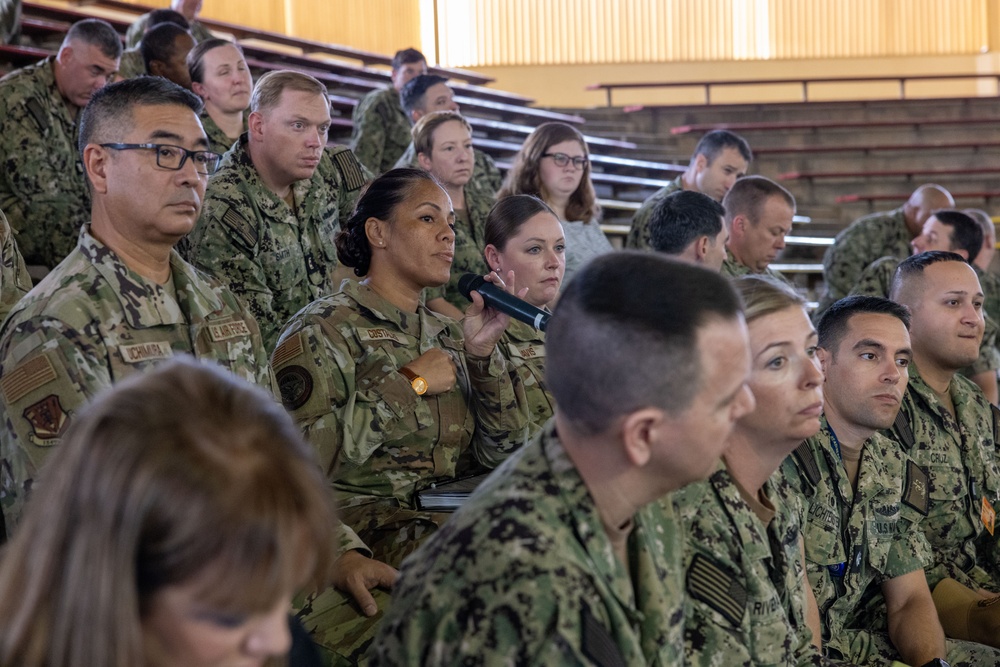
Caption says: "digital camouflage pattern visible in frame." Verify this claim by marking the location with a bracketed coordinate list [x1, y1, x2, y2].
[885, 364, 1000, 592]
[272, 279, 531, 662]
[0, 226, 273, 537]
[114, 47, 145, 81]
[350, 86, 412, 176]
[673, 464, 828, 666]
[0, 209, 31, 322]
[852, 257, 1000, 377]
[1, 0, 21, 45]
[394, 144, 503, 202]
[818, 208, 911, 316]
[370, 421, 686, 666]
[124, 12, 214, 48]
[624, 175, 683, 250]
[199, 111, 240, 157]
[425, 184, 493, 310]
[721, 246, 790, 283]
[0, 57, 92, 267]
[188, 134, 370, 351]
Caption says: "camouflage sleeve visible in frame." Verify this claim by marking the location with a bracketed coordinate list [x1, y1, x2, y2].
[849, 256, 896, 298]
[321, 145, 373, 231]
[625, 197, 654, 250]
[963, 312, 1000, 375]
[823, 227, 882, 304]
[349, 92, 389, 176]
[463, 350, 533, 468]
[0, 317, 109, 532]
[0, 211, 30, 322]
[474, 150, 503, 196]
[124, 14, 147, 48]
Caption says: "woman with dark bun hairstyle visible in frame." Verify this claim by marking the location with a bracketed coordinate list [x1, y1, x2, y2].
[0, 357, 336, 667]
[269, 168, 531, 662]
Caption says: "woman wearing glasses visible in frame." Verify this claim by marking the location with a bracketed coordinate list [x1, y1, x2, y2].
[499, 122, 611, 288]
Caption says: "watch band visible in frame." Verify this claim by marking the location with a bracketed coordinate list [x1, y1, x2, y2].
[399, 366, 428, 395]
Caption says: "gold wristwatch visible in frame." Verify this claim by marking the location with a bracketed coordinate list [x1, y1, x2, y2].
[399, 366, 428, 395]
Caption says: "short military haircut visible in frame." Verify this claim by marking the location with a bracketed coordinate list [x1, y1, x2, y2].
[546, 251, 742, 434]
[400, 74, 448, 116]
[63, 18, 123, 60]
[965, 208, 996, 244]
[412, 110, 471, 158]
[250, 70, 328, 115]
[692, 129, 753, 166]
[889, 250, 968, 303]
[392, 47, 426, 71]
[141, 23, 191, 71]
[816, 295, 911, 355]
[147, 8, 190, 30]
[649, 190, 725, 254]
[723, 175, 795, 225]
[932, 209, 982, 264]
[79, 77, 203, 155]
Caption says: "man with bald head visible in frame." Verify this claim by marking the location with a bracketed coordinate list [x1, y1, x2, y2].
[818, 184, 955, 317]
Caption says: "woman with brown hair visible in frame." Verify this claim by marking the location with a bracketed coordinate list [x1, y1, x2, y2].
[187, 38, 253, 155]
[0, 357, 336, 667]
[499, 121, 612, 288]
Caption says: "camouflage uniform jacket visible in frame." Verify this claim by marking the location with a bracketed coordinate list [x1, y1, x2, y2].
[783, 418, 930, 661]
[188, 134, 369, 351]
[350, 86, 411, 175]
[395, 145, 503, 201]
[0, 209, 30, 323]
[0, 225, 273, 536]
[125, 13, 214, 47]
[270, 279, 530, 556]
[625, 175, 683, 250]
[370, 421, 685, 666]
[673, 464, 826, 666]
[818, 208, 911, 316]
[853, 258, 1000, 376]
[115, 47, 145, 81]
[0, 56, 91, 267]
[199, 111, 240, 157]
[721, 247, 790, 283]
[885, 364, 1000, 591]
[495, 318, 553, 450]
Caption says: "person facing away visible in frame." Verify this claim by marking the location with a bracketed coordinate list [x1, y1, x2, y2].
[372, 251, 756, 665]
[649, 188, 728, 271]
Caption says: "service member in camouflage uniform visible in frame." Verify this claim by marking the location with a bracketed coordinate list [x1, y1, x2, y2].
[114, 9, 193, 82]
[187, 39, 253, 155]
[371, 252, 756, 666]
[124, 0, 213, 48]
[674, 277, 828, 666]
[188, 71, 370, 351]
[886, 254, 1000, 608]
[626, 129, 752, 250]
[817, 184, 954, 317]
[783, 295, 997, 665]
[271, 169, 533, 664]
[395, 74, 504, 198]
[719, 175, 793, 283]
[0, 209, 30, 322]
[0, 78, 273, 537]
[0, 19, 121, 268]
[852, 211, 1000, 404]
[351, 48, 426, 176]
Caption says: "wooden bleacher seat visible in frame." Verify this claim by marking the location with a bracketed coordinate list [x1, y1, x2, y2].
[754, 139, 1000, 156]
[837, 192, 1000, 204]
[671, 116, 1000, 136]
[780, 166, 1000, 181]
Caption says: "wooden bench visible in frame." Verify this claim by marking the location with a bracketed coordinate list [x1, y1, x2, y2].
[0, 43, 51, 68]
[671, 116, 1000, 136]
[837, 192, 1000, 204]
[755, 139, 1000, 156]
[467, 117, 636, 151]
[780, 167, 1000, 182]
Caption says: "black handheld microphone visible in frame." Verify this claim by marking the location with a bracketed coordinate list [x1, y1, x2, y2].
[458, 273, 550, 331]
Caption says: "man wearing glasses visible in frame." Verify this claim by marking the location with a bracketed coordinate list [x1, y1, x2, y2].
[188, 70, 370, 351]
[0, 77, 274, 538]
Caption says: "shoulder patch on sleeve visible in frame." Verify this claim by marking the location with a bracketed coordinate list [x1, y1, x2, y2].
[23, 394, 70, 445]
[902, 460, 930, 516]
[686, 552, 747, 628]
[1, 355, 57, 404]
[272, 331, 304, 368]
[220, 205, 259, 250]
[329, 147, 368, 191]
[276, 365, 313, 410]
[791, 442, 821, 487]
[894, 409, 915, 451]
[580, 604, 627, 667]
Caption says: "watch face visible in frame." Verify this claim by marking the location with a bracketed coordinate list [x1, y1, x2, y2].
[412, 377, 428, 395]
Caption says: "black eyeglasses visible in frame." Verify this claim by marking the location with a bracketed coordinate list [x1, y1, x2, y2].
[542, 152, 588, 169]
[100, 143, 223, 175]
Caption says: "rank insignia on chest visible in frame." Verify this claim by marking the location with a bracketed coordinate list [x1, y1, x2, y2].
[981, 496, 996, 536]
[23, 394, 69, 445]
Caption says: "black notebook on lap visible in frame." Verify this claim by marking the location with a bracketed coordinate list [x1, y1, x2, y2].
[415, 474, 489, 511]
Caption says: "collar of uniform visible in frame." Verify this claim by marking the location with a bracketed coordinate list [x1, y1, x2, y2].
[227, 132, 318, 222]
[708, 466, 774, 562]
[342, 279, 450, 340]
[79, 225, 225, 328]
[36, 56, 79, 127]
[504, 316, 545, 344]
[905, 362, 959, 426]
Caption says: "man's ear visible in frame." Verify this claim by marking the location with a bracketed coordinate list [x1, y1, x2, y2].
[619, 407, 666, 469]
[694, 235, 711, 261]
[693, 153, 708, 173]
[83, 144, 110, 195]
[248, 110, 264, 140]
[816, 346, 831, 375]
[148, 60, 166, 78]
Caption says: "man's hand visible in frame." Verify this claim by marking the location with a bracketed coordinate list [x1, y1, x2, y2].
[332, 549, 399, 616]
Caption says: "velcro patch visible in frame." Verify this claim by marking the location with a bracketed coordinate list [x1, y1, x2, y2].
[119, 341, 173, 364]
[506, 342, 545, 360]
[580, 604, 626, 667]
[894, 409, 916, 450]
[686, 553, 747, 627]
[1, 355, 57, 404]
[23, 394, 69, 445]
[276, 365, 313, 410]
[358, 328, 404, 345]
[331, 148, 368, 191]
[221, 205, 259, 250]
[792, 441, 821, 487]
[26, 98, 48, 131]
[272, 332, 304, 368]
[902, 459, 930, 516]
[208, 319, 251, 342]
